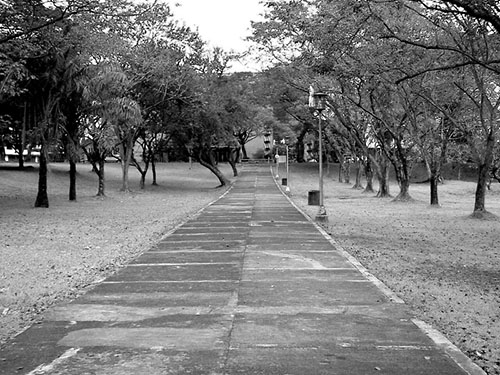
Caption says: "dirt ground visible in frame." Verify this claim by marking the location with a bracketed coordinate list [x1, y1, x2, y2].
[285, 163, 500, 375]
[0, 161, 233, 347]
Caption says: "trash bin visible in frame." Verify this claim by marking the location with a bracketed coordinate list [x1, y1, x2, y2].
[282, 178, 287, 186]
[308, 190, 320, 205]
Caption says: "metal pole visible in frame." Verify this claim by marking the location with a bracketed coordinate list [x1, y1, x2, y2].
[275, 150, 279, 178]
[285, 144, 290, 192]
[319, 115, 323, 206]
[316, 112, 327, 222]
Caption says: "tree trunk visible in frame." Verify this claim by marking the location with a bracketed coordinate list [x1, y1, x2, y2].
[393, 165, 412, 201]
[16, 141, 25, 169]
[120, 142, 134, 192]
[65, 112, 80, 201]
[472, 134, 496, 216]
[337, 153, 345, 183]
[343, 162, 351, 184]
[121, 158, 130, 191]
[132, 155, 150, 190]
[374, 154, 391, 198]
[151, 156, 158, 186]
[198, 150, 230, 187]
[429, 157, 442, 206]
[228, 148, 239, 177]
[139, 172, 146, 189]
[241, 144, 248, 160]
[430, 173, 440, 206]
[296, 140, 305, 163]
[229, 159, 238, 177]
[84, 144, 106, 197]
[296, 124, 313, 163]
[394, 177, 411, 201]
[234, 147, 241, 163]
[377, 174, 390, 197]
[34, 144, 49, 208]
[375, 155, 391, 198]
[97, 159, 105, 197]
[363, 158, 375, 193]
[424, 160, 432, 180]
[69, 159, 77, 201]
[352, 160, 363, 189]
[473, 162, 489, 213]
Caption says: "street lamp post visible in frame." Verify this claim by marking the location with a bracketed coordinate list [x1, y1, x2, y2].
[275, 147, 280, 178]
[309, 92, 328, 223]
[285, 139, 290, 193]
[281, 137, 290, 193]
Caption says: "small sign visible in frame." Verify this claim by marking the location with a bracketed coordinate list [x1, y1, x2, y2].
[278, 155, 287, 163]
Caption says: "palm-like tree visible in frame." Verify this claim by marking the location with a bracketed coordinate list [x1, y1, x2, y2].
[81, 64, 142, 195]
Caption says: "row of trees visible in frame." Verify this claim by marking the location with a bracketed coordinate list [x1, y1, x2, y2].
[250, 0, 500, 217]
[0, 0, 287, 206]
[2, 0, 499, 217]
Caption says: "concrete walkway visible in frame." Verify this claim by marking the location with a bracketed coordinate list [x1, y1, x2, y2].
[1, 165, 484, 374]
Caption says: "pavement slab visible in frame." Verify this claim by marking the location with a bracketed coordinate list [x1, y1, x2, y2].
[0, 165, 484, 375]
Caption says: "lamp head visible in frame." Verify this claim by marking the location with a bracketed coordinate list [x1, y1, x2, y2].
[310, 92, 328, 111]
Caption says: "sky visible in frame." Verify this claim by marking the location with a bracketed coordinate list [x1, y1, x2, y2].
[168, 0, 266, 71]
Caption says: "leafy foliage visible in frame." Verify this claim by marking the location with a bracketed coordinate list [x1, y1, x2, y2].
[251, 0, 500, 213]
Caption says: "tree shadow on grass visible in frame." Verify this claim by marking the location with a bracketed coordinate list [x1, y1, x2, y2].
[0, 165, 36, 172]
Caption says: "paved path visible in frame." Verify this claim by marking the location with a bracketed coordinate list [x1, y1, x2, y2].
[1, 165, 483, 374]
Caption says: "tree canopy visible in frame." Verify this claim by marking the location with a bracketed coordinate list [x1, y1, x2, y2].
[1, 0, 279, 203]
[1, 0, 499, 217]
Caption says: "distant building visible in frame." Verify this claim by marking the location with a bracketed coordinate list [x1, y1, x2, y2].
[244, 135, 268, 159]
[2, 146, 40, 163]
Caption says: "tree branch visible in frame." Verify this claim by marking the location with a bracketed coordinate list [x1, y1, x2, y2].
[396, 58, 500, 83]
[416, 0, 500, 34]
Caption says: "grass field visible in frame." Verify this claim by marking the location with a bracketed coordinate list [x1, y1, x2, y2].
[281, 162, 500, 375]
[0, 161, 233, 346]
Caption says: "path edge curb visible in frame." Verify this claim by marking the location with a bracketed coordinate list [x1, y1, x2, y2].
[3, 178, 237, 352]
[91, 181, 235, 285]
[413, 319, 487, 375]
[156, 182, 235, 241]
